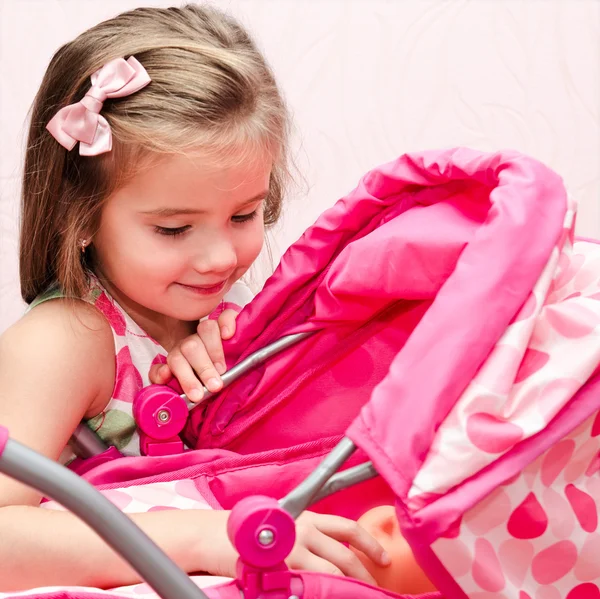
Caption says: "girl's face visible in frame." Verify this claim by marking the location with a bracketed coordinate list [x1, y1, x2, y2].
[92, 150, 271, 337]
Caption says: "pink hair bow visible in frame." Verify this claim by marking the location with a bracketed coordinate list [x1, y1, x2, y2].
[46, 56, 151, 156]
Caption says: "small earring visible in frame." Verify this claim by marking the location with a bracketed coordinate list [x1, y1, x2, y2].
[79, 238, 89, 253]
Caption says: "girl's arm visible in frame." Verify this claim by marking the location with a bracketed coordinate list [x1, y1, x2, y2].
[0, 504, 235, 590]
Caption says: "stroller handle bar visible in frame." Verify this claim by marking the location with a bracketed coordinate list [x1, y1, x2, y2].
[0, 428, 210, 599]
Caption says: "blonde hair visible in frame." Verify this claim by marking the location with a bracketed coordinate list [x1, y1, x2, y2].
[20, 3, 290, 304]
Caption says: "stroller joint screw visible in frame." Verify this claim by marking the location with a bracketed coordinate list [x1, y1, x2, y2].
[157, 410, 170, 423]
[258, 528, 275, 546]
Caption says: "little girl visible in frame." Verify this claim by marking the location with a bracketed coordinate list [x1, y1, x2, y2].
[0, 3, 389, 592]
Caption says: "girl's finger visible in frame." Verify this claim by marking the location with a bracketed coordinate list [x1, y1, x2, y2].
[305, 532, 377, 585]
[167, 349, 205, 402]
[179, 335, 222, 397]
[196, 320, 227, 375]
[313, 515, 390, 568]
[166, 349, 203, 402]
[287, 548, 343, 578]
[218, 309, 238, 340]
[148, 362, 172, 385]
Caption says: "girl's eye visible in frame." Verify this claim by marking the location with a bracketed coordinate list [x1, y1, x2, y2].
[231, 210, 258, 224]
[154, 225, 191, 237]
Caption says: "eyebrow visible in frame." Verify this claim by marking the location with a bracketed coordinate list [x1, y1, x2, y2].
[141, 190, 269, 217]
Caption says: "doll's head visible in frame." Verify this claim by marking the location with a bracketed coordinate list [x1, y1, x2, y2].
[353, 505, 437, 594]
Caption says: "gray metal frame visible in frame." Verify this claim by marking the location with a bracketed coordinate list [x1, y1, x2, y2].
[279, 438, 378, 517]
[0, 438, 210, 599]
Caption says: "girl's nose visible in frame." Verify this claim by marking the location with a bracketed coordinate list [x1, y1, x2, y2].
[191, 234, 237, 275]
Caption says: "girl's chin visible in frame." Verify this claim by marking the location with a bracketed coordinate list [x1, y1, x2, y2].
[167, 300, 224, 322]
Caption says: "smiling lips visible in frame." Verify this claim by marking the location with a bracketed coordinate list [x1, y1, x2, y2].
[177, 280, 227, 295]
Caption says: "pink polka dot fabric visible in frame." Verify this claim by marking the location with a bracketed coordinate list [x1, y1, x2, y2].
[421, 224, 600, 597]
[41, 479, 213, 514]
[0, 576, 233, 599]
[432, 410, 600, 597]
[110, 575, 231, 597]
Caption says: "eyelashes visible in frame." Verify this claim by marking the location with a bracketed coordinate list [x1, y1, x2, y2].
[230, 210, 259, 224]
[154, 210, 259, 237]
[154, 225, 190, 237]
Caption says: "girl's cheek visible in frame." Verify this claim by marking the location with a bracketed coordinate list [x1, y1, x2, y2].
[237, 230, 264, 262]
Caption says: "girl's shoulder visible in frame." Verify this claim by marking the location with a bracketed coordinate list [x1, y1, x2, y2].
[18, 291, 112, 340]
[2, 295, 115, 417]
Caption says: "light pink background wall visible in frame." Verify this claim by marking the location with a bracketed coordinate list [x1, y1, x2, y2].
[1, 0, 598, 332]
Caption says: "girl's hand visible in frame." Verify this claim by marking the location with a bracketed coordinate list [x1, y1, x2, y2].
[201, 510, 390, 585]
[148, 309, 238, 402]
[289, 511, 390, 584]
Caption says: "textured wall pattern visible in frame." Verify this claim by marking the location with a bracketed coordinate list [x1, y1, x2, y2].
[1, 0, 598, 332]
